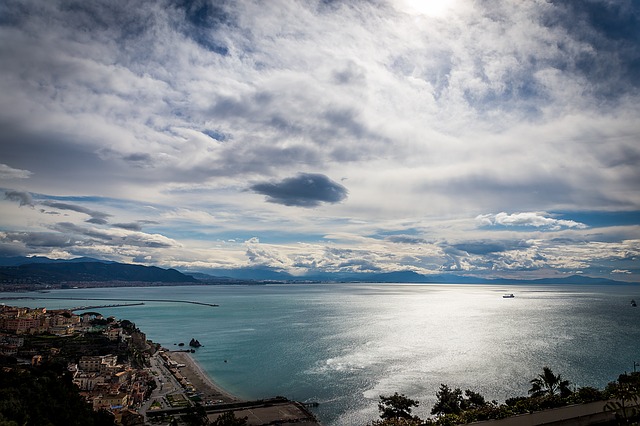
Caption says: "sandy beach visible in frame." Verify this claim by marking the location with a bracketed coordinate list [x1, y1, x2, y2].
[165, 351, 241, 404]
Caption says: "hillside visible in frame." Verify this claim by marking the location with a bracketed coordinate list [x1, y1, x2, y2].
[0, 260, 197, 285]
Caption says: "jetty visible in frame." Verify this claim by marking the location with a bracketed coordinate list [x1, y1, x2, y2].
[0, 296, 219, 308]
[70, 302, 145, 311]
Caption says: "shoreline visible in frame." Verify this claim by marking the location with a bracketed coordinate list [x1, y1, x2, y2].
[163, 350, 242, 404]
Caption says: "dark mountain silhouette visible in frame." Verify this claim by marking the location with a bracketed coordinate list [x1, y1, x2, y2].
[0, 261, 196, 284]
[0, 256, 634, 286]
[192, 267, 634, 285]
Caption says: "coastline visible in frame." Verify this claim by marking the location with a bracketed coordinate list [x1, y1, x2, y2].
[164, 350, 242, 404]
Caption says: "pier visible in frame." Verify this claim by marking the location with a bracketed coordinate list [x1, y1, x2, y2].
[70, 302, 145, 311]
[0, 296, 219, 308]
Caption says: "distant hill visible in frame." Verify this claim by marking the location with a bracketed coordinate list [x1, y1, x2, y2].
[189, 267, 635, 285]
[0, 256, 635, 286]
[0, 260, 197, 284]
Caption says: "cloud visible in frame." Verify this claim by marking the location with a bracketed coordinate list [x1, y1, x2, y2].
[451, 240, 532, 255]
[385, 235, 428, 245]
[0, 0, 639, 281]
[0, 164, 32, 179]
[476, 212, 588, 231]
[1, 231, 74, 248]
[4, 190, 34, 207]
[250, 173, 348, 207]
[112, 220, 158, 231]
[41, 201, 111, 225]
[113, 222, 143, 231]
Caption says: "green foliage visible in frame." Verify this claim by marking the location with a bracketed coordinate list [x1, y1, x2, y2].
[182, 403, 209, 426]
[378, 392, 420, 420]
[210, 410, 248, 425]
[528, 366, 572, 398]
[119, 319, 137, 334]
[431, 385, 463, 415]
[460, 389, 486, 410]
[369, 367, 640, 426]
[567, 386, 603, 404]
[369, 419, 425, 426]
[431, 385, 490, 416]
[603, 374, 640, 425]
[0, 367, 115, 426]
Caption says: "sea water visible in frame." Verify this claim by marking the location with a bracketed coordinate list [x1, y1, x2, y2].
[3, 283, 640, 425]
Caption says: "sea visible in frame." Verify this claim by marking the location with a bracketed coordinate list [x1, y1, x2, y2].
[2, 283, 639, 425]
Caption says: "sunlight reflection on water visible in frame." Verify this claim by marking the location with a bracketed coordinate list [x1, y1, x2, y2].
[4, 283, 639, 425]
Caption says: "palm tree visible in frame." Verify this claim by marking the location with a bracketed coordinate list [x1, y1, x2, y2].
[529, 367, 572, 398]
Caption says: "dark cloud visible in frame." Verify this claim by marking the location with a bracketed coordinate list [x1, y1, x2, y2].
[52, 222, 113, 241]
[122, 153, 154, 168]
[385, 235, 428, 244]
[113, 220, 159, 231]
[113, 222, 142, 231]
[250, 173, 348, 207]
[450, 240, 531, 255]
[0, 242, 28, 257]
[2, 231, 74, 248]
[41, 201, 111, 225]
[4, 190, 34, 207]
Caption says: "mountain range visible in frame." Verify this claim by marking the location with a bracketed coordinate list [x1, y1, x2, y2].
[0, 256, 635, 287]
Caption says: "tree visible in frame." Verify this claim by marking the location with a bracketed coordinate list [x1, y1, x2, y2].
[460, 389, 486, 410]
[378, 393, 420, 420]
[182, 403, 209, 426]
[528, 367, 572, 398]
[604, 376, 640, 425]
[210, 411, 248, 426]
[431, 384, 463, 416]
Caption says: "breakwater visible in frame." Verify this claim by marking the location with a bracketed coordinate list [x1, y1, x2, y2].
[70, 302, 145, 311]
[0, 296, 219, 308]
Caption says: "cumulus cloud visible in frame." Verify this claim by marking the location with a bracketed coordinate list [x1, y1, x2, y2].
[4, 190, 34, 207]
[1, 231, 74, 248]
[0, 164, 32, 179]
[250, 173, 348, 207]
[476, 212, 588, 231]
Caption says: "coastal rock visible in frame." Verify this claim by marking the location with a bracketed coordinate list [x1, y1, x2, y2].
[189, 338, 202, 348]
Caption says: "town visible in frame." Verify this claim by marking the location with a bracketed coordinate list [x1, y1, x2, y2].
[0, 303, 159, 424]
[0, 304, 320, 425]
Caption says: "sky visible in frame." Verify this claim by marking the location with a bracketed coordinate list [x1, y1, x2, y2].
[0, 0, 639, 282]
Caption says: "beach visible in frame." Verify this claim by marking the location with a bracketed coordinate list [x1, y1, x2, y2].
[153, 350, 320, 425]
[164, 350, 241, 404]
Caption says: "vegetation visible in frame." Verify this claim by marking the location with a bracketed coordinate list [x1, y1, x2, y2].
[528, 366, 572, 398]
[378, 393, 420, 421]
[369, 367, 640, 426]
[0, 367, 115, 426]
[210, 410, 249, 425]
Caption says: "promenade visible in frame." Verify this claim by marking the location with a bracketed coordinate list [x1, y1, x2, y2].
[142, 350, 319, 425]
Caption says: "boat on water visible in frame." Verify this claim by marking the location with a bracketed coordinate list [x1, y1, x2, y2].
[632, 299, 637, 307]
[503, 293, 515, 298]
